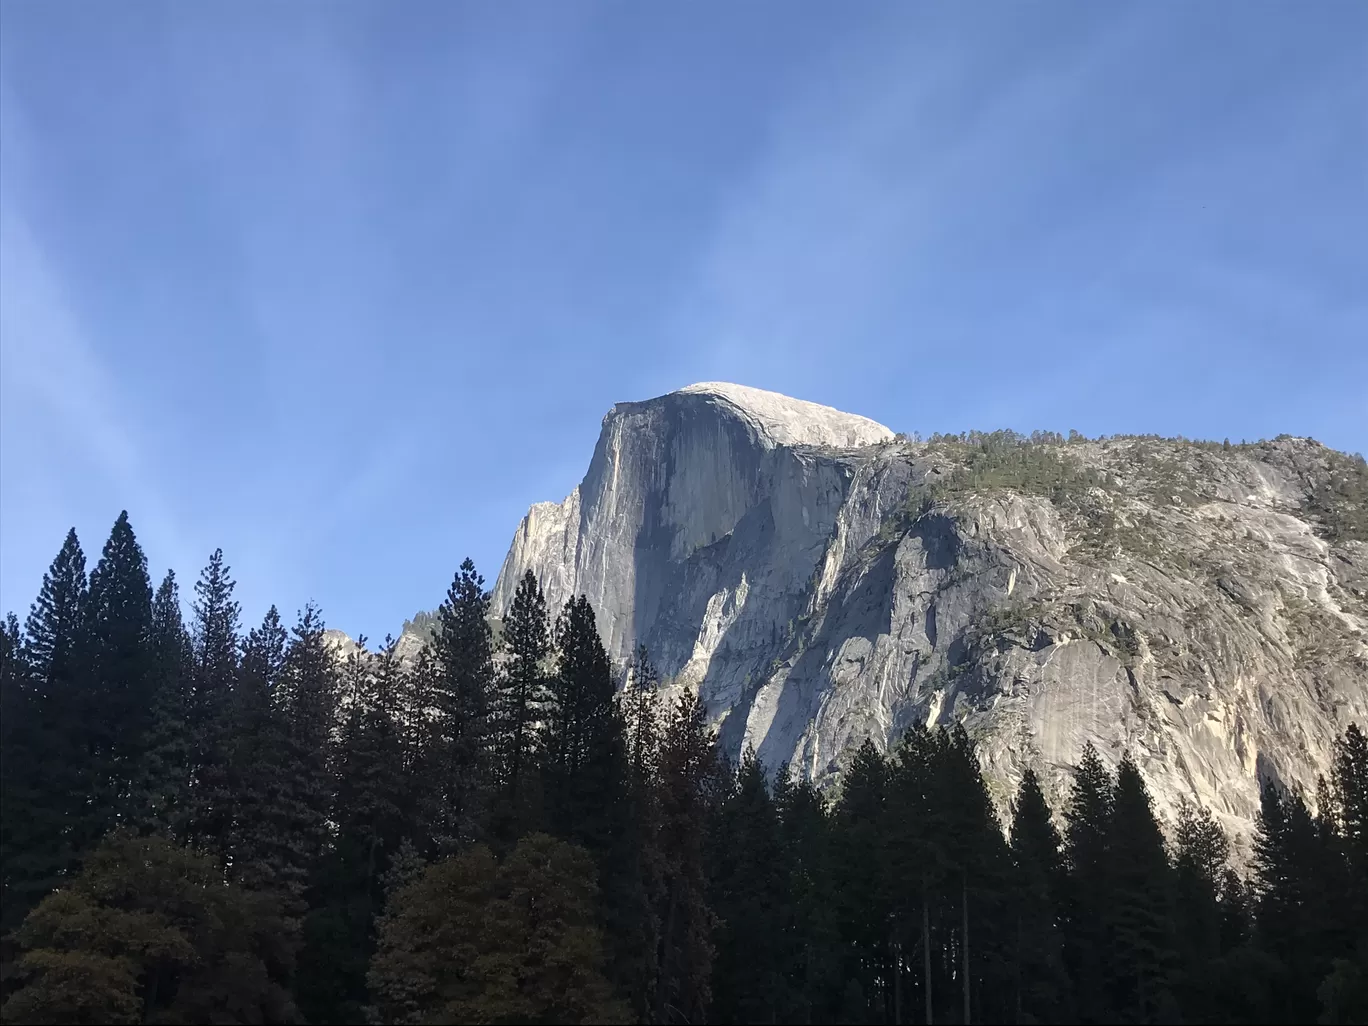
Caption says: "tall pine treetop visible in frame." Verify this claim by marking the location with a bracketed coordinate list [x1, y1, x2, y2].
[23, 527, 87, 687]
[192, 548, 241, 693]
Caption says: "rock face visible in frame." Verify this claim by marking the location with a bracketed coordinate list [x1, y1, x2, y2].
[491, 382, 1368, 848]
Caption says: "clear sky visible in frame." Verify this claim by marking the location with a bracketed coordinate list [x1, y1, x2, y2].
[2, 1, 1365, 641]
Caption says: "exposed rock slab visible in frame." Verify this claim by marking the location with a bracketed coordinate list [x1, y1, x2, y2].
[492, 383, 1368, 849]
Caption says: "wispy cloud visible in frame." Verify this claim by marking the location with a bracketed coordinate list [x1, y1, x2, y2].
[661, 8, 1147, 392]
[0, 89, 198, 603]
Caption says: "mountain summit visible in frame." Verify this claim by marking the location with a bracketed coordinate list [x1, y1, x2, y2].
[492, 384, 1368, 845]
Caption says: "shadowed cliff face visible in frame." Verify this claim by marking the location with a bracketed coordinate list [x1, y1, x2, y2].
[492, 383, 1368, 848]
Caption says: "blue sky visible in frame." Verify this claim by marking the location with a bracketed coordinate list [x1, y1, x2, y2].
[2, 1, 1365, 641]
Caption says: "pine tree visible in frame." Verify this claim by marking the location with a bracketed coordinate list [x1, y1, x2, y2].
[832, 738, 891, 1023]
[935, 726, 1014, 1026]
[1063, 741, 1115, 1023]
[490, 569, 552, 845]
[1172, 799, 1231, 1019]
[709, 748, 790, 1024]
[430, 559, 495, 851]
[227, 605, 292, 894]
[1, 612, 39, 952]
[1105, 756, 1178, 1023]
[1253, 779, 1326, 1022]
[131, 571, 194, 834]
[275, 602, 338, 914]
[1009, 768, 1070, 1024]
[22, 528, 88, 692]
[611, 645, 666, 1021]
[1330, 724, 1368, 924]
[774, 771, 842, 1023]
[5, 530, 88, 933]
[76, 511, 154, 843]
[299, 636, 414, 1025]
[654, 690, 719, 1026]
[1327, 723, 1368, 1025]
[544, 595, 628, 857]
[184, 549, 241, 852]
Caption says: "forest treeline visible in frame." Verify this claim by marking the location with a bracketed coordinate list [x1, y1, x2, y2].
[1, 512, 1365, 1024]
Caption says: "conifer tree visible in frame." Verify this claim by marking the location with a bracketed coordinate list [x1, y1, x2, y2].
[184, 549, 241, 851]
[1063, 741, 1116, 1023]
[490, 569, 552, 844]
[1105, 756, 1179, 1023]
[5, 530, 88, 931]
[274, 603, 338, 913]
[1253, 779, 1326, 1022]
[1, 612, 39, 948]
[654, 690, 719, 1026]
[131, 571, 194, 834]
[832, 738, 892, 1023]
[430, 559, 495, 850]
[544, 595, 628, 857]
[299, 637, 413, 1025]
[612, 645, 667, 1021]
[709, 748, 790, 1024]
[22, 528, 88, 692]
[773, 771, 842, 1023]
[1009, 767, 1070, 1024]
[77, 511, 154, 842]
[227, 605, 292, 893]
[1172, 799, 1231, 1018]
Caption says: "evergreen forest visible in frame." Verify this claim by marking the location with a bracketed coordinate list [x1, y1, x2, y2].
[1, 512, 1365, 1024]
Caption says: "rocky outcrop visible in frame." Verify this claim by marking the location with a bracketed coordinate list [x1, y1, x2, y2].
[492, 383, 1368, 849]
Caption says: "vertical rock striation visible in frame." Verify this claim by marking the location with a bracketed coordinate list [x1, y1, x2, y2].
[492, 383, 1368, 846]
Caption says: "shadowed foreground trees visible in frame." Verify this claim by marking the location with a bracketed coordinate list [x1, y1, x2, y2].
[368, 833, 628, 1025]
[0, 831, 296, 1025]
[1, 514, 1364, 1024]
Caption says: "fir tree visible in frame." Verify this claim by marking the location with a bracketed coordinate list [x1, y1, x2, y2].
[544, 595, 628, 857]
[184, 549, 241, 852]
[5, 530, 88, 934]
[1172, 799, 1231, 1019]
[1063, 741, 1115, 1023]
[1105, 755, 1179, 1023]
[611, 645, 666, 1021]
[430, 559, 495, 851]
[773, 771, 842, 1023]
[298, 636, 414, 1025]
[709, 748, 790, 1024]
[832, 738, 891, 1024]
[131, 571, 194, 834]
[77, 511, 154, 843]
[490, 569, 551, 845]
[22, 528, 88, 692]
[654, 690, 719, 1026]
[1, 612, 38, 951]
[275, 603, 338, 913]
[226, 605, 292, 894]
[1009, 767, 1070, 1024]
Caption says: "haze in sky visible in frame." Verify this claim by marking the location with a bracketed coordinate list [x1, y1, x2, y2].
[2, 1, 1365, 640]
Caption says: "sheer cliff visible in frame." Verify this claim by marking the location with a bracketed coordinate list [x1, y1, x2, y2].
[492, 382, 1368, 846]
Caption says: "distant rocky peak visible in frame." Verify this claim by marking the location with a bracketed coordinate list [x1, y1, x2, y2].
[659, 382, 895, 450]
